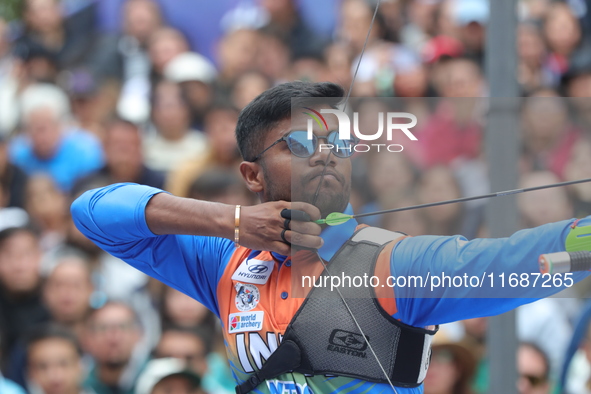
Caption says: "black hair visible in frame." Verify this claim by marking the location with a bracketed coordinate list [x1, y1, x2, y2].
[204, 101, 240, 120]
[86, 300, 143, 331]
[189, 168, 242, 201]
[0, 226, 38, 250]
[26, 324, 83, 358]
[156, 325, 214, 355]
[105, 115, 140, 131]
[235, 81, 345, 161]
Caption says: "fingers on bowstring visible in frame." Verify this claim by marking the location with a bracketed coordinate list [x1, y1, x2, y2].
[289, 220, 321, 236]
[280, 209, 312, 222]
[285, 202, 321, 222]
[284, 229, 324, 249]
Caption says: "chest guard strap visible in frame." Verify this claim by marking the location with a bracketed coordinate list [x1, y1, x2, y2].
[236, 227, 437, 394]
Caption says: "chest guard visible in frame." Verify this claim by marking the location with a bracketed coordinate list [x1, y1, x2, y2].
[236, 227, 438, 393]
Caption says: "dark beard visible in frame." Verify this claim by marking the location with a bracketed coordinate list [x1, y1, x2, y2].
[262, 163, 350, 218]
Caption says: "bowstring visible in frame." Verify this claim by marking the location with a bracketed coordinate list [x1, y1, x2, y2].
[311, 0, 381, 207]
[306, 1, 399, 392]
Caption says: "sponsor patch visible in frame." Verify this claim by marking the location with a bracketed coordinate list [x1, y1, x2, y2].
[228, 311, 264, 333]
[326, 329, 368, 359]
[234, 282, 260, 311]
[232, 258, 274, 284]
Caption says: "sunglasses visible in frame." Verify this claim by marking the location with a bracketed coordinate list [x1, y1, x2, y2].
[521, 374, 547, 387]
[248, 130, 358, 162]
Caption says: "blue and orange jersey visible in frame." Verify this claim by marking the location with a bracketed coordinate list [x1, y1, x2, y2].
[71, 183, 590, 394]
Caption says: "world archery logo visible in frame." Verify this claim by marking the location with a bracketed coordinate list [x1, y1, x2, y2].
[228, 311, 264, 333]
[230, 315, 240, 331]
[303, 107, 419, 154]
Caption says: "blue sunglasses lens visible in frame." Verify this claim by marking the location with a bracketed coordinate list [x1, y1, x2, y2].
[286, 131, 315, 157]
[286, 131, 355, 158]
[327, 132, 355, 156]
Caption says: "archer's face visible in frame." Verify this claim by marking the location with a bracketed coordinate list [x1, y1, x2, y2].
[258, 106, 352, 218]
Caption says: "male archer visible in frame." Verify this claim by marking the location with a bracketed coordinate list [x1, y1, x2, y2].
[72, 81, 590, 393]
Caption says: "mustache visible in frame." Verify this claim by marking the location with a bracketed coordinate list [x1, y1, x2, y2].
[302, 169, 346, 186]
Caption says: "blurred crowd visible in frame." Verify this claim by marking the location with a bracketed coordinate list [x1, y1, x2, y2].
[2, 0, 591, 393]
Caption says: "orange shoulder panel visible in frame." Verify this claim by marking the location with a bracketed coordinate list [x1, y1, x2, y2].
[374, 236, 407, 316]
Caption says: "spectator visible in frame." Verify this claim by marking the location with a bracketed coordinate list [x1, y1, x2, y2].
[0, 227, 50, 372]
[517, 171, 573, 228]
[60, 68, 112, 140]
[25, 175, 68, 252]
[187, 168, 257, 206]
[416, 166, 464, 236]
[259, 0, 328, 60]
[120, 0, 163, 84]
[81, 118, 164, 189]
[520, 89, 580, 179]
[400, 0, 440, 52]
[561, 301, 591, 394]
[255, 33, 291, 84]
[231, 71, 272, 111]
[517, 343, 551, 394]
[9, 84, 104, 192]
[120, 26, 190, 124]
[517, 22, 552, 94]
[337, 0, 382, 55]
[43, 255, 94, 340]
[543, 3, 582, 84]
[153, 328, 233, 394]
[416, 58, 484, 168]
[14, 0, 120, 80]
[116, 0, 164, 124]
[0, 336, 26, 394]
[154, 328, 209, 380]
[83, 302, 146, 394]
[0, 187, 29, 232]
[26, 324, 90, 394]
[143, 81, 208, 173]
[0, 17, 14, 76]
[215, 28, 260, 95]
[166, 104, 241, 198]
[423, 333, 476, 394]
[323, 42, 353, 89]
[0, 135, 28, 209]
[148, 28, 190, 83]
[161, 287, 216, 336]
[164, 52, 217, 130]
[0, 134, 29, 231]
[451, 0, 488, 66]
[563, 48, 591, 131]
[135, 358, 204, 394]
[458, 317, 488, 393]
[564, 136, 591, 217]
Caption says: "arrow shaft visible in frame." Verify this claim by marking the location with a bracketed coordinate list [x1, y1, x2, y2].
[351, 177, 591, 220]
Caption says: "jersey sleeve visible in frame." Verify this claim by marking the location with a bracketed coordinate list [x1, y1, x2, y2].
[390, 217, 591, 327]
[70, 183, 235, 317]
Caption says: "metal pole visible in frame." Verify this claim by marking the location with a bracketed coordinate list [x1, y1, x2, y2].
[485, 0, 520, 393]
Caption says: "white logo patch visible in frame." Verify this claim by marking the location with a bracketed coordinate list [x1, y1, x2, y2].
[228, 311, 264, 333]
[231, 258, 274, 284]
[234, 283, 260, 311]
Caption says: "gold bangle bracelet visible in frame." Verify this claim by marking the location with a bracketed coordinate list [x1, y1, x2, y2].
[234, 205, 241, 248]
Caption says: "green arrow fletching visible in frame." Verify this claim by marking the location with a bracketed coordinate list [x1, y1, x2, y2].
[314, 212, 353, 226]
